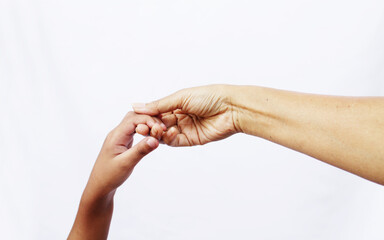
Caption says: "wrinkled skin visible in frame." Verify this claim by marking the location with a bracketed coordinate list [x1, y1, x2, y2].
[134, 85, 239, 146]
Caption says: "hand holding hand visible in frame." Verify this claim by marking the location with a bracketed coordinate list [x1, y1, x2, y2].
[133, 85, 240, 146]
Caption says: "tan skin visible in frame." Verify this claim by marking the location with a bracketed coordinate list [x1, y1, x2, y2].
[133, 84, 384, 185]
[69, 85, 383, 239]
[68, 112, 166, 240]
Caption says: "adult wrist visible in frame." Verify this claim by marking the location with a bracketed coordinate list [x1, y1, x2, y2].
[226, 85, 271, 137]
[223, 85, 249, 134]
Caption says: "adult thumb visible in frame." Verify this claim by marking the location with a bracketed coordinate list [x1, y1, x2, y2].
[119, 137, 159, 167]
[132, 90, 184, 115]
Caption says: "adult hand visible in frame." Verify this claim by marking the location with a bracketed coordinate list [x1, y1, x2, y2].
[134, 84, 384, 185]
[132, 85, 240, 146]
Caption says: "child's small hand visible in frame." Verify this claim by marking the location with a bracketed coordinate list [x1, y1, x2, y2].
[82, 111, 166, 201]
[69, 112, 166, 240]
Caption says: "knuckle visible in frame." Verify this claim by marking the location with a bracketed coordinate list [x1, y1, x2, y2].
[103, 133, 116, 151]
[106, 130, 115, 142]
[124, 111, 135, 119]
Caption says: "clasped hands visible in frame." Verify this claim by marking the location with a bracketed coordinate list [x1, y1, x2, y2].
[70, 84, 384, 239]
[82, 85, 238, 207]
[70, 85, 237, 239]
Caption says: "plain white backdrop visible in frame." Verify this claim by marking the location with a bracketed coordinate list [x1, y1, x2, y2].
[1, 0, 384, 239]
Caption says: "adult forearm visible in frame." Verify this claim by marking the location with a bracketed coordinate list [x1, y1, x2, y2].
[229, 85, 384, 185]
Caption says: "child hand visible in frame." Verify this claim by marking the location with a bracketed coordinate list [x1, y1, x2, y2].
[69, 112, 166, 240]
[82, 111, 166, 201]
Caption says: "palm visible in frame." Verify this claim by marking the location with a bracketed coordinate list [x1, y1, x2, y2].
[174, 112, 234, 146]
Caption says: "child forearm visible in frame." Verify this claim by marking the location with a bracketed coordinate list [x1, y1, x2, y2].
[68, 190, 115, 240]
[68, 112, 164, 240]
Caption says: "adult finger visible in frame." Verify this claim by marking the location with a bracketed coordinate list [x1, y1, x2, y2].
[132, 90, 185, 116]
[159, 112, 177, 128]
[161, 127, 178, 145]
[161, 127, 191, 147]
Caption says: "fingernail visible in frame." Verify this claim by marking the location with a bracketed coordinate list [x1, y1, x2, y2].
[132, 103, 146, 109]
[147, 138, 158, 148]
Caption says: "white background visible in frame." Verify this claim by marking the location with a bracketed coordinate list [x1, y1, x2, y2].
[1, 0, 384, 239]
